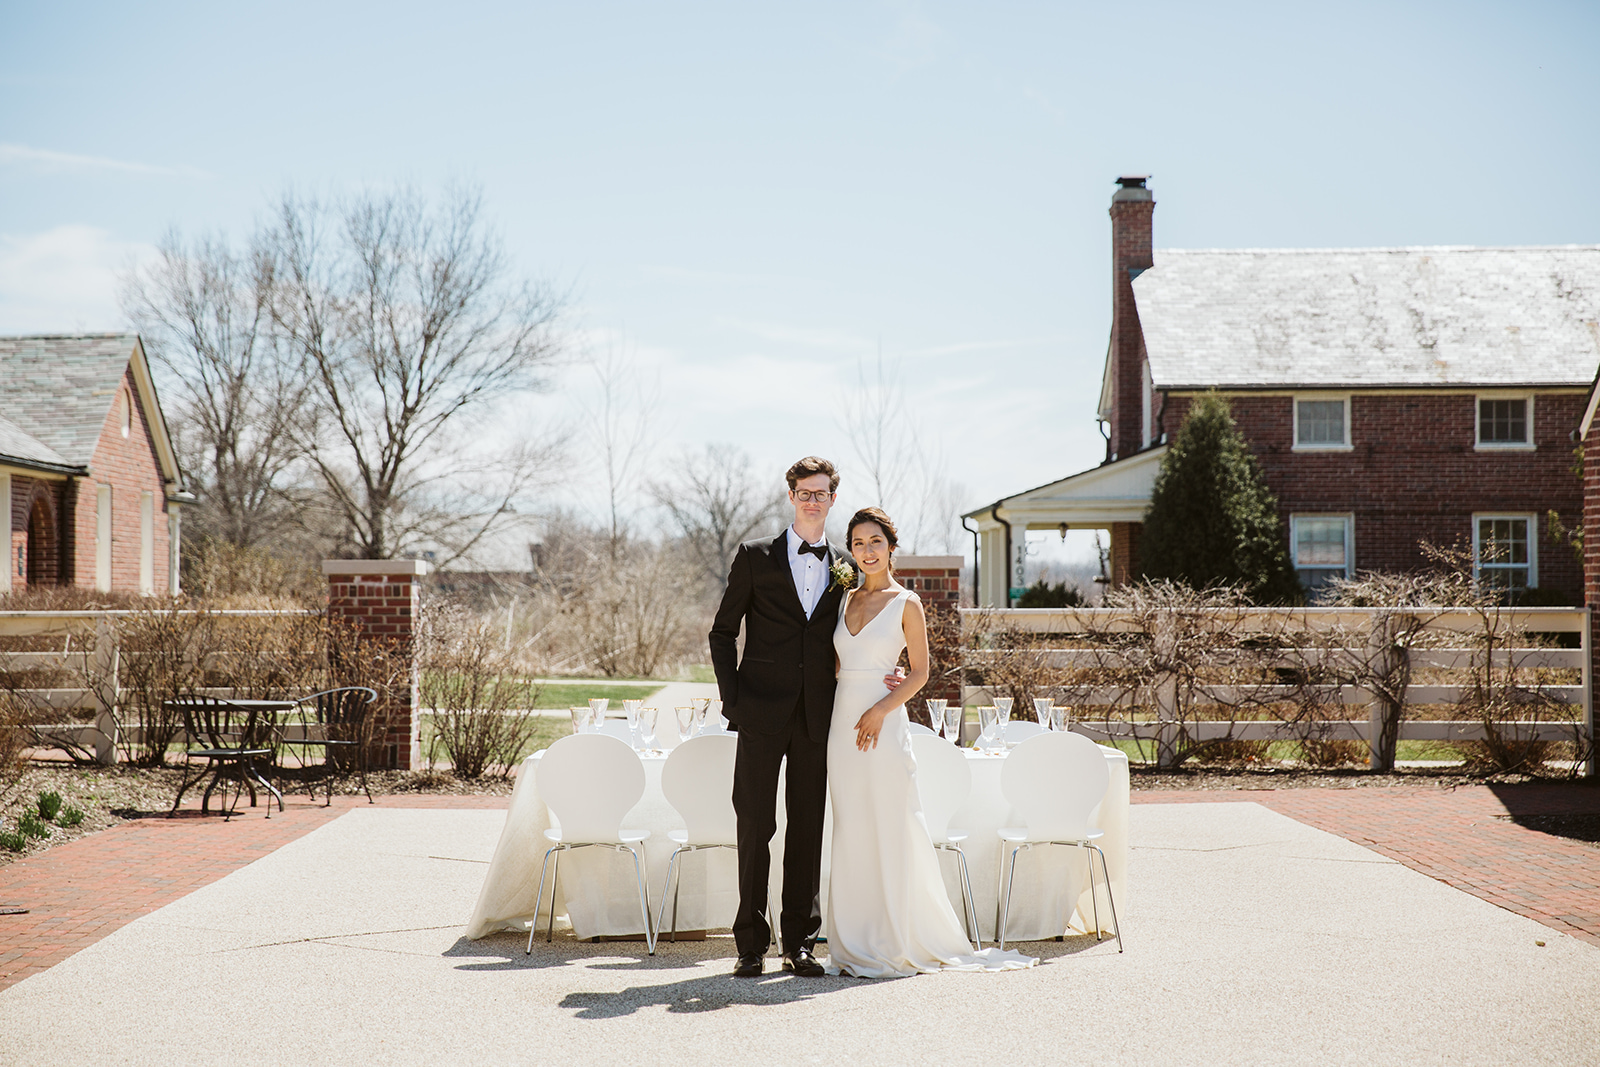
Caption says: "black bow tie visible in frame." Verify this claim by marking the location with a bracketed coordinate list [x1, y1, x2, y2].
[797, 542, 827, 560]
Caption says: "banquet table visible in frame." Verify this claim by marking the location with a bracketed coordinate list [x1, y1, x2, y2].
[466, 735, 1128, 945]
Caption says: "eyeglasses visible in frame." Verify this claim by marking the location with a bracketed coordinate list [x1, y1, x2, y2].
[791, 490, 834, 503]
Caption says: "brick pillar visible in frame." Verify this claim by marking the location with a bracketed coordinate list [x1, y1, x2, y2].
[1582, 412, 1600, 777]
[323, 560, 428, 770]
[1110, 522, 1142, 585]
[895, 555, 963, 724]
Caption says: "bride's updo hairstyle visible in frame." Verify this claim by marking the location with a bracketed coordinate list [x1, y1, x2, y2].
[846, 507, 899, 571]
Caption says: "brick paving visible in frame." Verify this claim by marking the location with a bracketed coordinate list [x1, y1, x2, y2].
[0, 793, 508, 992]
[1133, 781, 1600, 947]
[4, 780, 1599, 995]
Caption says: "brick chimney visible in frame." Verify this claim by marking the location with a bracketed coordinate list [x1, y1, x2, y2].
[1109, 175, 1154, 460]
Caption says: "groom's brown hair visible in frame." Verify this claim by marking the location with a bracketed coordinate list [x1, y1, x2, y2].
[786, 456, 839, 492]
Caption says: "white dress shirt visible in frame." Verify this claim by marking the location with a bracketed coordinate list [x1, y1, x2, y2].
[786, 526, 830, 618]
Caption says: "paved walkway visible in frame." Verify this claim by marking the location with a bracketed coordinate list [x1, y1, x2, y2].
[4, 779, 1597, 997]
[1, 799, 1597, 1066]
[1133, 781, 1600, 947]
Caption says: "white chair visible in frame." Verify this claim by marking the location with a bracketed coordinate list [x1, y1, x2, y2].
[996, 731, 1122, 952]
[1001, 720, 1044, 744]
[910, 734, 982, 949]
[907, 721, 937, 736]
[655, 733, 740, 942]
[529, 733, 655, 955]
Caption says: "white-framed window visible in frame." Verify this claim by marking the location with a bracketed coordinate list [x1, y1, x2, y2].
[1293, 394, 1352, 451]
[1474, 393, 1534, 450]
[1291, 514, 1353, 598]
[1473, 513, 1537, 597]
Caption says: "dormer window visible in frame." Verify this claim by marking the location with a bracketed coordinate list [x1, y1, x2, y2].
[1293, 395, 1351, 451]
[1476, 395, 1532, 449]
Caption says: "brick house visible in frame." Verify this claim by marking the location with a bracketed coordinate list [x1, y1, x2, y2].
[968, 178, 1600, 606]
[0, 334, 189, 595]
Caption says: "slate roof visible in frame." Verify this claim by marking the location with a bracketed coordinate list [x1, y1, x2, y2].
[0, 411, 72, 471]
[1131, 246, 1600, 389]
[0, 334, 139, 469]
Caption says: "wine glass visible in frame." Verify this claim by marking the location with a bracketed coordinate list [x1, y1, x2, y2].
[622, 699, 642, 728]
[943, 703, 963, 745]
[925, 699, 948, 740]
[1034, 697, 1054, 730]
[691, 697, 711, 736]
[992, 698, 1013, 751]
[589, 698, 610, 721]
[638, 706, 660, 753]
[977, 705, 997, 750]
[708, 698, 726, 732]
[569, 706, 590, 735]
[1051, 703, 1070, 733]
[674, 706, 695, 742]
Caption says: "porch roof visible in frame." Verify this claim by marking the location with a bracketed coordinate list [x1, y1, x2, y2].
[964, 445, 1164, 530]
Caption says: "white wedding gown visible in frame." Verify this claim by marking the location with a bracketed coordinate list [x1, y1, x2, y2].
[823, 587, 1036, 977]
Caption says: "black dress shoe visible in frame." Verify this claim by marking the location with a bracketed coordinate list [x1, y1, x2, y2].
[782, 947, 825, 977]
[733, 953, 764, 978]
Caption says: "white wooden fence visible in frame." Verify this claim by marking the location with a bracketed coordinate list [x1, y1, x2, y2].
[0, 609, 314, 765]
[959, 606, 1593, 774]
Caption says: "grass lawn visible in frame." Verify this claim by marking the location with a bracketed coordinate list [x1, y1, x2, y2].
[531, 682, 664, 709]
[419, 712, 571, 767]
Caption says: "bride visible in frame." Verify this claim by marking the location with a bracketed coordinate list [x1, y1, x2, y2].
[823, 506, 1036, 977]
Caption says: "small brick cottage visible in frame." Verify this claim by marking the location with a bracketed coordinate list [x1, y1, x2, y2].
[0, 334, 189, 595]
[968, 178, 1600, 605]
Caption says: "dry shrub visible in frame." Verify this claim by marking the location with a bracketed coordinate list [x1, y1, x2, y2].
[1298, 737, 1368, 767]
[182, 538, 323, 607]
[419, 600, 542, 779]
[0, 690, 42, 802]
[116, 602, 222, 766]
[538, 542, 702, 678]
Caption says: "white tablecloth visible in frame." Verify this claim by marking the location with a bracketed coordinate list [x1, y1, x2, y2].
[465, 739, 1128, 943]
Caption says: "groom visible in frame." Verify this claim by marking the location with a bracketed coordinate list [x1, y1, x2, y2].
[710, 456, 876, 978]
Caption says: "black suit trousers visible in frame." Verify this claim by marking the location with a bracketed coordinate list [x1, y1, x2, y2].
[731, 694, 828, 957]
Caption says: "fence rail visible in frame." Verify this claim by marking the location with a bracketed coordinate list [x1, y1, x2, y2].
[0, 609, 316, 765]
[958, 605, 1594, 775]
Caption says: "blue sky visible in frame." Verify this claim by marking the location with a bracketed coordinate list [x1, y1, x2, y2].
[3, 1, 1597, 559]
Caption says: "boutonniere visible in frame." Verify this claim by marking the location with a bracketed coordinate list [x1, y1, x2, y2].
[829, 559, 857, 593]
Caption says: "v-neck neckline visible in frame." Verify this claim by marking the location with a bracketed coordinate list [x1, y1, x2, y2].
[843, 588, 904, 639]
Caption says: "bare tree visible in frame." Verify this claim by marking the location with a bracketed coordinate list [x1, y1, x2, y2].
[836, 351, 967, 554]
[122, 230, 303, 548]
[577, 338, 658, 559]
[268, 186, 565, 561]
[650, 444, 787, 587]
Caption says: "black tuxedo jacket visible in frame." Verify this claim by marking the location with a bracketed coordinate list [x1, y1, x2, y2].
[709, 530, 855, 744]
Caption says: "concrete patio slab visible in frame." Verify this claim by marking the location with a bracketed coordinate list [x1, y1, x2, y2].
[0, 802, 1595, 1066]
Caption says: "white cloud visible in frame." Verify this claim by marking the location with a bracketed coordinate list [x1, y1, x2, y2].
[0, 225, 156, 333]
[0, 143, 211, 180]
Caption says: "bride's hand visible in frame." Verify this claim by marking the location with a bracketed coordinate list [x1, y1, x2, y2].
[854, 707, 888, 751]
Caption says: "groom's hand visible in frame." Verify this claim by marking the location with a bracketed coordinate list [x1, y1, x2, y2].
[882, 666, 907, 690]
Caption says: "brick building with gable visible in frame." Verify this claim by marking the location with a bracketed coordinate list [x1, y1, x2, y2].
[968, 178, 1600, 606]
[0, 334, 189, 595]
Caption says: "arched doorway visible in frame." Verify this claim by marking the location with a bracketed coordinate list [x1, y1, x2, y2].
[25, 494, 55, 587]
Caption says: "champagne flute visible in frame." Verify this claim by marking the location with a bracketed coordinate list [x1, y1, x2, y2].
[622, 699, 642, 746]
[569, 706, 590, 735]
[708, 698, 726, 732]
[925, 699, 948, 740]
[944, 703, 963, 745]
[1034, 697, 1054, 730]
[639, 706, 660, 753]
[674, 706, 694, 742]
[1051, 703, 1070, 733]
[977, 705, 997, 750]
[692, 697, 710, 737]
[992, 698, 1013, 751]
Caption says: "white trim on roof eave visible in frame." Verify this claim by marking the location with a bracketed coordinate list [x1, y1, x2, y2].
[127, 337, 183, 488]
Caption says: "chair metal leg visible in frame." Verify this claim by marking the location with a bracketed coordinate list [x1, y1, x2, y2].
[625, 845, 655, 955]
[529, 846, 559, 955]
[1092, 845, 1123, 952]
[1081, 843, 1102, 941]
[654, 848, 683, 944]
[546, 849, 562, 943]
[954, 847, 981, 951]
[998, 844, 1024, 951]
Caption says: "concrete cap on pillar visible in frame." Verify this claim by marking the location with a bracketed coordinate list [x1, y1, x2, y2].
[322, 559, 430, 576]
